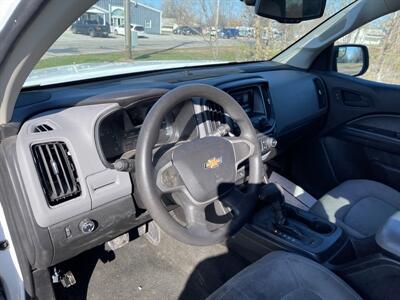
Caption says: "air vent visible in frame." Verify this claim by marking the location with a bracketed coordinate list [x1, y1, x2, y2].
[205, 101, 226, 132]
[31, 142, 81, 206]
[33, 124, 53, 133]
[313, 78, 328, 109]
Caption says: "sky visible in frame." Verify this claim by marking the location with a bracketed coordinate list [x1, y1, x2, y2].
[139, 0, 162, 9]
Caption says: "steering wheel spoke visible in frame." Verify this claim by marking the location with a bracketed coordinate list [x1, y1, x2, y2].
[184, 204, 211, 236]
[225, 136, 255, 166]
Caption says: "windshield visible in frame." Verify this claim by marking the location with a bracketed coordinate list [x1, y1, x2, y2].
[0, 1, 20, 31]
[25, 0, 354, 87]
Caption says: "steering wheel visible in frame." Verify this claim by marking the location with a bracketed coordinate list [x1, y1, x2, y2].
[135, 84, 263, 246]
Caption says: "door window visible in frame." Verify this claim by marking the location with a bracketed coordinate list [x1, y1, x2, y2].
[336, 11, 400, 85]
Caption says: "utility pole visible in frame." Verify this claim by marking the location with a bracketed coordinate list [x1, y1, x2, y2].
[255, 16, 263, 60]
[215, 0, 220, 29]
[124, 0, 132, 59]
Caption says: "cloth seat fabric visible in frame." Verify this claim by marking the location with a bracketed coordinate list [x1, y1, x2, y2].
[311, 180, 400, 239]
[208, 251, 361, 300]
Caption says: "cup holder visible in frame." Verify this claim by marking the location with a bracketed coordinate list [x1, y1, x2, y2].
[310, 220, 334, 234]
[287, 207, 334, 235]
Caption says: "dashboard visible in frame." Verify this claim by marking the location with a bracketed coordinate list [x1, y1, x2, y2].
[98, 81, 278, 164]
[8, 65, 328, 269]
[99, 100, 179, 162]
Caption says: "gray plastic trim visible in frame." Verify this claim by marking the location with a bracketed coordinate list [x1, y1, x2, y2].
[16, 103, 132, 227]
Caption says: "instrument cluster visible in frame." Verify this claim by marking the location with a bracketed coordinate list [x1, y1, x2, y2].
[98, 101, 177, 163]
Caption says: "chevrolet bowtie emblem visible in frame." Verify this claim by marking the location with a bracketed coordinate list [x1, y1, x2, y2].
[204, 157, 222, 169]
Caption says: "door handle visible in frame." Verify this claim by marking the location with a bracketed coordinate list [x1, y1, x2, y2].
[340, 90, 371, 107]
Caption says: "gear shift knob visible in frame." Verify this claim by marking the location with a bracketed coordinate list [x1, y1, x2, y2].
[259, 183, 286, 225]
[259, 183, 285, 205]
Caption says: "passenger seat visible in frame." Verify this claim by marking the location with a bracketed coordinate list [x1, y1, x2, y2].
[310, 180, 400, 239]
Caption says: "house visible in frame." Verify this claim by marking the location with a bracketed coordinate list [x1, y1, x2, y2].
[94, 0, 162, 34]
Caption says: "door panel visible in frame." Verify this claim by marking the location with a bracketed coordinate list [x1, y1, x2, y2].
[321, 73, 400, 132]
[319, 72, 400, 191]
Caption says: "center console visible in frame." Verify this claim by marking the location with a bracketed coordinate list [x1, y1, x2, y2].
[231, 183, 354, 265]
[229, 182, 400, 299]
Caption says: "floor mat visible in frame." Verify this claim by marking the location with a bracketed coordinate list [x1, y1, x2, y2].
[54, 229, 249, 300]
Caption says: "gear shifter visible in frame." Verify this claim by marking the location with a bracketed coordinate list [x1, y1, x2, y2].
[258, 183, 287, 225]
[258, 183, 312, 243]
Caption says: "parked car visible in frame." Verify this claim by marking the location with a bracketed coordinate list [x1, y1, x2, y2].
[172, 26, 187, 35]
[184, 27, 201, 35]
[71, 18, 110, 37]
[113, 24, 147, 38]
[219, 28, 239, 39]
[131, 24, 147, 38]
[173, 26, 201, 35]
[237, 26, 255, 38]
[205, 27, 218, 37]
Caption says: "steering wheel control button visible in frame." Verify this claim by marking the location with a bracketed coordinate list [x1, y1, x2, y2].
[79, 219, 96, 234]
[161, 166, 180, 188]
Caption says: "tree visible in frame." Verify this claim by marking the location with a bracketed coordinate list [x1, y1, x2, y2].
[376, 11, 400, 82]
[197, 0, 220, 59]
[162, 0, 195, 25]
[162, 0, 177, 19]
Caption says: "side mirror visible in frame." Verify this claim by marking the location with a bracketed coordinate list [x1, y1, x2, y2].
[334, 45, 369, 77]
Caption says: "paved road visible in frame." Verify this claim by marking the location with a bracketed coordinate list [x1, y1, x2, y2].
[45, 30, 248, 58]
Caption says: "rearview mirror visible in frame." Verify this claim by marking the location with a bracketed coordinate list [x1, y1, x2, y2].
[254, 0, 327, 23]
[334, 45, 369, 77]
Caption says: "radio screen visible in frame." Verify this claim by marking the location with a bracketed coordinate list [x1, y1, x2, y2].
[228, 85, 273, 133]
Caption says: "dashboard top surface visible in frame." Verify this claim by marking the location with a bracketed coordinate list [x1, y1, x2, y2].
[15, 63, 325, 137]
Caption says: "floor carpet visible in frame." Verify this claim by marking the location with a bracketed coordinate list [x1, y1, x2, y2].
[54, 228, 249, 300]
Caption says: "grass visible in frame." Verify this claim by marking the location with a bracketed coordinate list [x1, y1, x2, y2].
[34, 46, 248, 69]
[35, 52, 128, 69]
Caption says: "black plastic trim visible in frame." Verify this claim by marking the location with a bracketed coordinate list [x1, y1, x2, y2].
[94, 105, 123, 168]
